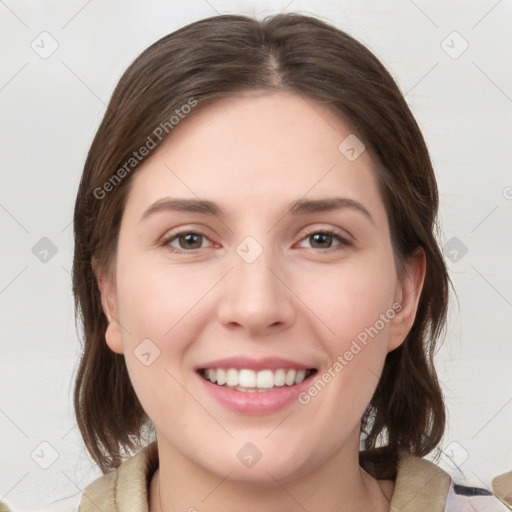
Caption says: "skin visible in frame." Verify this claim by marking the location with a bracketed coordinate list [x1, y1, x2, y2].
[97, 90, 425, 511]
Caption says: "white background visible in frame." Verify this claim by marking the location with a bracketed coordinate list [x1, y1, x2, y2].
[1, 0, 511, 510]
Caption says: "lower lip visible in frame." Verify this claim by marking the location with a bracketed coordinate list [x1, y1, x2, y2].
[196, 371, 315, 415]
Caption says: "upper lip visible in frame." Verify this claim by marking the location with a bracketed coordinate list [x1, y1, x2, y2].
[195, 356, 316, 372]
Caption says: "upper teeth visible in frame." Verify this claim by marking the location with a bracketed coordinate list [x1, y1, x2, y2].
[203, 368, 310, 388]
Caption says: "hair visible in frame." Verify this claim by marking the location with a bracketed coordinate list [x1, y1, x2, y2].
[72, 12, 449, 478]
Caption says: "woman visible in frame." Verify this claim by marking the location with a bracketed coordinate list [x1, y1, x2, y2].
[72, 13, 510, 511]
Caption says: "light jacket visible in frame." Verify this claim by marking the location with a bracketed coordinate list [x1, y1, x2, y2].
[78, 442, 512, 511]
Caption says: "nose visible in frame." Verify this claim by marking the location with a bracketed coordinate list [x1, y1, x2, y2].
[217, 244, 296, 336]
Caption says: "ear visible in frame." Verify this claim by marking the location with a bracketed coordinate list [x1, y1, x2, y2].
[92, 257, 124, 354]
[387, 248, 426, 352]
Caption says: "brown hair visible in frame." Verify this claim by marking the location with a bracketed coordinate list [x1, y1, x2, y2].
[72, 12, 448, 478]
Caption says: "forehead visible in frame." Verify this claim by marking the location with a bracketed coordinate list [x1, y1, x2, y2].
[159, 90, 357, 169]
[124, 91, 386, 224]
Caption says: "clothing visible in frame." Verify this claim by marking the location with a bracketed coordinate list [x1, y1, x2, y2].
[79, 442, 511, 511]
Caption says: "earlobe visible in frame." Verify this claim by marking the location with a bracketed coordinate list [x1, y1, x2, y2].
[387, 249, 426, 352]
[92, 257, 124, 355]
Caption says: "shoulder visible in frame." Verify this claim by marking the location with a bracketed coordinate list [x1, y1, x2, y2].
[390, 451, 512, 512]
[492, 470, 512, 509]
[79, 442, 159, 512]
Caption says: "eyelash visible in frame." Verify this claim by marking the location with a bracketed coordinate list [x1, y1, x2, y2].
[160, 227, 352, 254]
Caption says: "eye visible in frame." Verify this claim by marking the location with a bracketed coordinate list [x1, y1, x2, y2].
[296, 228, 352, 251]
[162, 230, 214, 252]
[161, 227, 352, 254]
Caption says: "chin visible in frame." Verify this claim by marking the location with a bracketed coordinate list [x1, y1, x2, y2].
[198, 445, 315, 486]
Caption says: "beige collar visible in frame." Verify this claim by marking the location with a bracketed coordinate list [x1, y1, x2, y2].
[390, 451, 451, 511]
[79, 443, 462, 511]
[80, 442, 158, 512]
[492, 471, 512, 510]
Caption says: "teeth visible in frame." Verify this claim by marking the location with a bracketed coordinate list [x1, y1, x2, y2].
[285, 369, 296, 386]
[239, 369, 256, 387]
[201, 367, 313, 389]
[256, 369, 274, 388]
[274, 368, 286, 386]
[295, 369, 306, 384]
[216, 368, 226, 385]
[226, 368, 238, 386]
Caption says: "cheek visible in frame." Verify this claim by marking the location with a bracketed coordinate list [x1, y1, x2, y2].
[302, 253, 397, 400]
[115, 253, 211, 344]
[306, 255, 397, 343]
[112, 251, 200, 409]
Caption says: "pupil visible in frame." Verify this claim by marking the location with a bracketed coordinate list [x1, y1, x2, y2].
[181, 233, 201, 249]
[312, 233, 331, 248]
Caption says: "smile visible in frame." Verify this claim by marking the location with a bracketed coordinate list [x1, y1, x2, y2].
[197, 367, 317, 392]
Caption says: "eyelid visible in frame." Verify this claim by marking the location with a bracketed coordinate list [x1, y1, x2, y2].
[294, 226, 353, 252]
[298, 224, 353, 243]
[160, 223, 354, 253]
[159, 224, 217, 249]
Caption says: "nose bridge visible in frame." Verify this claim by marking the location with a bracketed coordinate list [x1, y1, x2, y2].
[217, 234, 293, 332]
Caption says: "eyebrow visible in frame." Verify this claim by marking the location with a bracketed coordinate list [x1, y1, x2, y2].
[140, 196, 374, 224]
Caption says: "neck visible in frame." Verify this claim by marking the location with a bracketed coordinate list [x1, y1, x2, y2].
[150, 430, 392, 512]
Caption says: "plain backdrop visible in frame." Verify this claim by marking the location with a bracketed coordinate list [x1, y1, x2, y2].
[1, 0, 511, 510]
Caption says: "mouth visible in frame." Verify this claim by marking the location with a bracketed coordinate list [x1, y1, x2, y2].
[196, 367, 318, 393]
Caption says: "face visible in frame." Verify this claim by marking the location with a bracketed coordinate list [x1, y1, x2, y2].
[98, 91, 424, 484]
